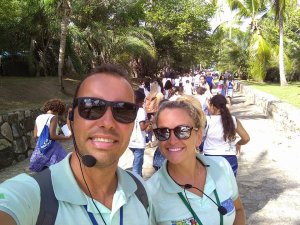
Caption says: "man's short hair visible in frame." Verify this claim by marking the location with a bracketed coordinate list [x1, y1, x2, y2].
[73, 64, 131, 99]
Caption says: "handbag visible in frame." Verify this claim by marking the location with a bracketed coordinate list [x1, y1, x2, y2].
[37, 116, 54, 155]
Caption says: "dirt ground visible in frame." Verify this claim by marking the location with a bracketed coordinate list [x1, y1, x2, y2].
[0, 77, 79, 113]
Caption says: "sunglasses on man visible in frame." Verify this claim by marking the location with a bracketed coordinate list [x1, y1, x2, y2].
[153, 125, 198, 141]
[73, 97, 139, 124]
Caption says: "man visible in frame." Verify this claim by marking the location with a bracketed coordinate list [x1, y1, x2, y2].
[0, 64, 150, 225]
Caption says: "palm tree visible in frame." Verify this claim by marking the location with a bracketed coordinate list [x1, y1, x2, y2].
[224, 0, 274, 81]
[272, 0, 296, 86]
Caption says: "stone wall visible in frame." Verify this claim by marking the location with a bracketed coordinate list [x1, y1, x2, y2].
[0, 109, 41, 169]
[237, 82, 300, 133]
[0, 106, 70, 169]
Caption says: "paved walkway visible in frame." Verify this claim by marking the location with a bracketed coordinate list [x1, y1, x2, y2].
[0, 91, 300, 224]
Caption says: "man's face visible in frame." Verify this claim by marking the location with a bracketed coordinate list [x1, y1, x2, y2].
[73, 73, 135, 168]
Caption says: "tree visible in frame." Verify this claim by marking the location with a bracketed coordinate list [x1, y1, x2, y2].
[145, 0, 216, 71]
[272, 0, 297, 86]
[57, 0, 72, 90]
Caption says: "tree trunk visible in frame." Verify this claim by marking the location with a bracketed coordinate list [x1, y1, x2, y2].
[58, 0, 71, 91]
[279, 16, 288, 86]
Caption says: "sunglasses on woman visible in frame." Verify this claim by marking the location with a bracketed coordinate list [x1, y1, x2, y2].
[153, 125, 198, 141]
[73, 97, 139, 124]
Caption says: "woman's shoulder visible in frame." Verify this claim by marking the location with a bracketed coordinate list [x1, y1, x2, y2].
[146, 170, 163, 195]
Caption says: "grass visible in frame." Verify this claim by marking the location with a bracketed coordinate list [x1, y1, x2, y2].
[0, 76, 299, 113]
[241, 81, 300, 109]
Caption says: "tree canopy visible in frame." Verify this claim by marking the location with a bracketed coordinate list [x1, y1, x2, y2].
[0, 0, 299, 82]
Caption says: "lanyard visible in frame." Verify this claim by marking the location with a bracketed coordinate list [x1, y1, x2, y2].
[83, 205, 124, 225]
[177, 190, 223, 225]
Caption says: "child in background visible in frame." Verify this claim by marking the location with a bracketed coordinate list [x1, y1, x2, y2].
[128, 90, 150, 177]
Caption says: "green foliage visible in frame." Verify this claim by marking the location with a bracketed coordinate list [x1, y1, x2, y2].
[244, 81, 300, 108]
[145, 0, 216, 71]
[248, 32, 271, 81]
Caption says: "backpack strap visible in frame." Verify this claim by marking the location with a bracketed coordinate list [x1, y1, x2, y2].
[32, 168, 149, 225]
[32, 168, 58, 225]
[126, 171, 149, 214]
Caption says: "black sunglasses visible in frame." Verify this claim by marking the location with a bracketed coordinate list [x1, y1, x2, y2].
[73, 97, 139, 124]
[153, 125, 198, 141]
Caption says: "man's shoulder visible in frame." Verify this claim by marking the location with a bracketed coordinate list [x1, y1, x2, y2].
[1, 173, 38, 188]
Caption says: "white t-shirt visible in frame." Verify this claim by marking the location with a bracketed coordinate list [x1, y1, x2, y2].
[174, 78, 180, 87]
[183, 83, 193, 95]
[128, 108, 147, 148]
[203, 115, 237, 155]
[35, 114, 55, 137]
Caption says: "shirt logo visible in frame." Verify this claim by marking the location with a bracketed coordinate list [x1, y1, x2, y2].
[221, 198, 234, 214]
[171, 217, 198, 225]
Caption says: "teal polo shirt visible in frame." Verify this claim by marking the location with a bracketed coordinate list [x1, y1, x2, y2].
[147, 154, 238, 225]
[0, 153, 150, 225]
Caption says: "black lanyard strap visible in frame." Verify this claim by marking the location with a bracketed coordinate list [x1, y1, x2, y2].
[177, 189, 223, 225]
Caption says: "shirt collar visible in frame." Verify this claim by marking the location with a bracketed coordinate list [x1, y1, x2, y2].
[159, 154, 216, 195]
[50, 153, 138, 207]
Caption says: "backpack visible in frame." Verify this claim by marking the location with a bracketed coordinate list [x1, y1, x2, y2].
[33, 168, 149, 225]
[144, 93, 158, 113]
[37, 117, 54, 155]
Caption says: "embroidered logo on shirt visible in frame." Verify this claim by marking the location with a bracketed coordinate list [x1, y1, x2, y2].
[171, 217, 198, 225]
[221, 198, 234, 214]
[0, 193, 5, 199]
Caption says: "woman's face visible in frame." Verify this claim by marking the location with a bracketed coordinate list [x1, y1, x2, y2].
[200, 77, 206, 84]
[156, 108, 202, 165]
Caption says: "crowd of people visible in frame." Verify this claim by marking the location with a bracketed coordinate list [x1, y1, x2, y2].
[0, 64, 249, 225]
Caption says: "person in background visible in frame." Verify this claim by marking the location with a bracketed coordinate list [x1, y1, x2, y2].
[199, 75, 213, 98]
[147, 95, 246, 225]
[194, 87, 210, 115]
[144, 79, 151, 97]
[128, 90, 150, 177]
[169, 86, 184, 101]
[144, 81, 164, 147]
[0, 64, 151, 225]
[217, 74, 225, 96]
[29, 99, 71, 172]
[205, 71, 214, 93]
[183, 80, 193, 95]
[163, 80, 174, 100]
[203, 94, 250, 176]
[226, 75, 235, 105]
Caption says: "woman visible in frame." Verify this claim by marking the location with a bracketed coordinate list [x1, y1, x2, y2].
[217, 74, 225, 96]
[194, 86, 209, 115]
[144, 81, 164, 147]
[203, 94, 250, 176]
[147, 95, 246, 225]
[29, 98, 71, 172]
[163, 80, 174, 99]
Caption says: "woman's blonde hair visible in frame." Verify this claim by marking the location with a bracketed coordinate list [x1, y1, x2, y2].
[154, 95, 206, 130]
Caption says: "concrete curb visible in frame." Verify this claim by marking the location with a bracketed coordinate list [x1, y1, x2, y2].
[237, 82, 300, 133]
